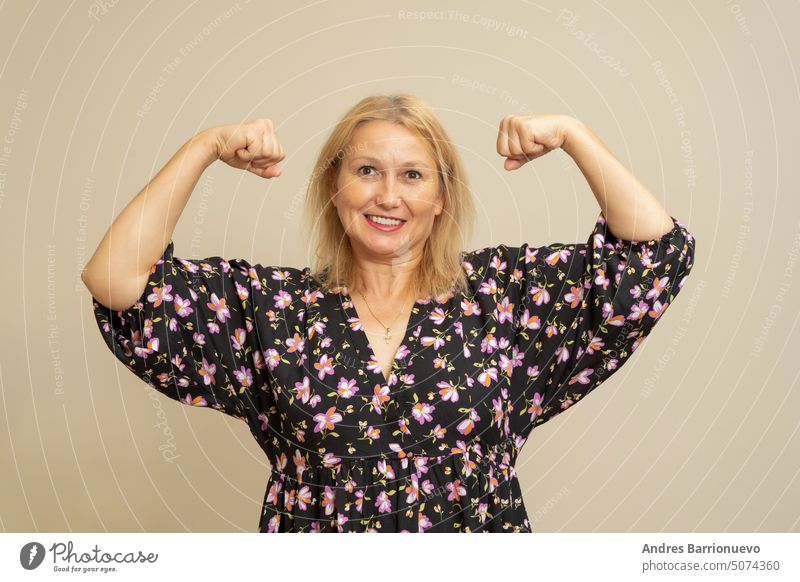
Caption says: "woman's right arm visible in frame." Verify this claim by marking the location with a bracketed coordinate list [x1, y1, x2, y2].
[82, 119, 284, 311]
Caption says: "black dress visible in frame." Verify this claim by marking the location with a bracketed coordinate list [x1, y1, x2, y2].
[90, 211, 696, 532]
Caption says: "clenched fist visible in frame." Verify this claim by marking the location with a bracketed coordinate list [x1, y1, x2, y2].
[496, 114, 575, 171]
[210, 118, 285, 179]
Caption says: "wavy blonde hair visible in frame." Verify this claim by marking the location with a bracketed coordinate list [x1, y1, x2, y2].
[302, 93, 476, 301]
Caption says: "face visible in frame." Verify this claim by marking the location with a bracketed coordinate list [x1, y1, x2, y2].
[329, 120, 444, 262]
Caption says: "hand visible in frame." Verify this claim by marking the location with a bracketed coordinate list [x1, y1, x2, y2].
[496, 114, 574, 170]
[209, 118, 285, 179]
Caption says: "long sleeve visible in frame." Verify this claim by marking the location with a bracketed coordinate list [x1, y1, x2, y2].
[463, 210, 696, 441]
[90, 240, 274, 427]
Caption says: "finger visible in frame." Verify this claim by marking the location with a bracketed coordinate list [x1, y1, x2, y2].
[496, 116, 511, 158]
[507, 123, 525, 158]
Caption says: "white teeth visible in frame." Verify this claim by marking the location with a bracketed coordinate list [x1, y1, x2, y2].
[366, 215, 404, 226]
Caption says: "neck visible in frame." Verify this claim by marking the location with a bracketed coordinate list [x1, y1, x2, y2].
[350, 250, 421, 302]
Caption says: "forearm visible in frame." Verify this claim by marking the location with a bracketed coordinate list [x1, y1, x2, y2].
[82, 129, 219, 311]
[562, 118, 674, 242]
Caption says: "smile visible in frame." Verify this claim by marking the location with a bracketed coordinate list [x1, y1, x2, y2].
[364, 214, 407, 231]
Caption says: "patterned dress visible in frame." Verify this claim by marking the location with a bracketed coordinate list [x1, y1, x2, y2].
[91, 211, 696, 532]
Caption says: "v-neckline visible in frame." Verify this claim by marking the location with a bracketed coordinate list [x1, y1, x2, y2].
[337, 286, 430, 385]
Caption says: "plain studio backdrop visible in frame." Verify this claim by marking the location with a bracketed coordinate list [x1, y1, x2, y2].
[0, 0, 797, 533]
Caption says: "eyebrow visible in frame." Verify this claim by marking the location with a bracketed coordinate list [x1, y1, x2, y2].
[350, 156, 431, 168]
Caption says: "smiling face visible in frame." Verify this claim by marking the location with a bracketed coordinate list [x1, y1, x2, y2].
[329, 120, 444, 263]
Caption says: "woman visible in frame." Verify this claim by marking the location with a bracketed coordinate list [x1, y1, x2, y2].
[83, 93, 696, 532]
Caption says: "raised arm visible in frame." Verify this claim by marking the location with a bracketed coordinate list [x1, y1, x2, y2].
[81, 118, 285, 311]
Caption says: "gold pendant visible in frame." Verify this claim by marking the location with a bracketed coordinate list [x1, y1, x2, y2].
[384, 328, 391, 343]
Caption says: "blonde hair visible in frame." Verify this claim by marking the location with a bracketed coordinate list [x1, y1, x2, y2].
[302, 93, 476, 301]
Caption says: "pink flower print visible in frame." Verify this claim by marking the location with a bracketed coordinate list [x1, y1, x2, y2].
[371, 384, 390, 413]
[545, 248, 571, 266]
[231, 328, 247, 351]
[438, 381, 459, 402]
[480, 332, 498, 354]
[314, 354, 335, 380]
[377, 459, 395, 479]
[478, 366, 498, 387]
[207, 293, 230, 323]
[294, 376, 311, 404]
[258, 412, 268, 431]
[430, 306, 447, 326]
[420, 335, 445, 350]
[313, 405, 342, 433]
[336, 513, 349, 532]
[457, 408, 479, 435]
[193, 331, 206, 346]
[395, 344, 410, 360]
[555, 345, 570, 365]
[235, 281, 249, 301]
[375, 490, 392, 513]
[322, 452, 341, 469]
[461, 298, 482, 316]
[491, 397, 504, 425]
[649, 299, 668, 319]
[134, 336, 159, 359]
[529, 284, 550, 306]
[584, 333, 605, 355]
[495, 296, 514, 324]
[296, 486, 312, 511]
[478, 277, 499, 296]
[173, 294, 193, 317]
[207, 321, 220, 334]
[283, 488, 296, 512]
[265, 348, 281, 371]
[526, 364, 541, 380]
[400, 474, 420, 504]
[199, 357, 217, 385]
[336, 377, 359, 398]
[564, 284, 584, 308]
[418, 513, 433, 532]
[528, 392, 544, 421]
[247, 267, 261, 291]
[321, 485, 336, 516]
[285, 332, 305, 353]
[148, 283, 173, 307]
[545, 323, 559, 338]
[365, 426, 380, 440]
[411, 402, 435, 425]
[498, 354, 515, 377]
[273, 290, 292, 309]
[490, 254, 507, 272]
[477, 503, 489, 523]
[561, 398, 574, 410]
[628, 300, 649, 322]
[519, 309, 541, 330]
[267, 515, 280, 533]
[594, 268, 610, 291]
[446, 479, 467, 502]
[171, 354, 185, 371]
[181, 393, 207, 407]
[568, 368, 594, 386]
[233, 366, 253, 391]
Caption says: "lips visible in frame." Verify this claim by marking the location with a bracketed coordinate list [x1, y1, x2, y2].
[364, 214, 406, 232]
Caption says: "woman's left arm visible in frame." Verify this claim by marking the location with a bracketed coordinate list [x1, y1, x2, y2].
[497, 114, 674, 241]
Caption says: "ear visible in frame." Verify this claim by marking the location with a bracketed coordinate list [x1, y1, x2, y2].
[434, 189, 445, 216]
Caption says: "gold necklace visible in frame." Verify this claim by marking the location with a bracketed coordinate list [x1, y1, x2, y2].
[358, 291, 408, 344]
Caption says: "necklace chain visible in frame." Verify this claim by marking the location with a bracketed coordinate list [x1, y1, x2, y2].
[358, 291, 409, 344]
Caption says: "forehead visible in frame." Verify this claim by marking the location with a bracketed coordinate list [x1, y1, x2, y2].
[346, 120, 434, 165]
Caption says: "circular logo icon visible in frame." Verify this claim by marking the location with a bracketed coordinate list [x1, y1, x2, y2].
[20, 542, 46, 570]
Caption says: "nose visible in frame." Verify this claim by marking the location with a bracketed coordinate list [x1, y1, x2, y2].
[373, 173, 402, 208]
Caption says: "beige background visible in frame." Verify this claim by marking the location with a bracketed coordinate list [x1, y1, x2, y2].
[0, 0, 797, 533]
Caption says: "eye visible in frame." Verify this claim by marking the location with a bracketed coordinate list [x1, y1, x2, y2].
[406, 170, 423, 180]
[357, 165, 378, 176]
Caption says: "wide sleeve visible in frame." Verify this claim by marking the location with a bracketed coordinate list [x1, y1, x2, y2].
[90, 240, 271, 426]
[467, 210, 696, 440]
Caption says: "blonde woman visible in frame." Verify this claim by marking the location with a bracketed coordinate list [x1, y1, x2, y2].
[83, 93, 696, 532]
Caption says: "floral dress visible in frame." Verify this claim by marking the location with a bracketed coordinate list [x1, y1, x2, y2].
[91, 211, 696, 533]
